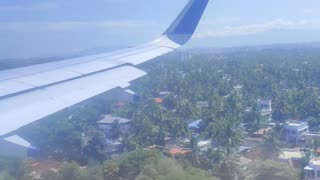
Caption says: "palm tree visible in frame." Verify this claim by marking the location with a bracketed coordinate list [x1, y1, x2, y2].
[214, 116, 244, 159]
[214, 159, 241, 180]
[110, 121, 121, 140]
[259, 130, 282, 160]
[273, 123, 284, 137]
[189, 136, 201, 166]
[103, 160, 120, 180]
[208, 115, 244, 179]
[312, 139, 320, 156]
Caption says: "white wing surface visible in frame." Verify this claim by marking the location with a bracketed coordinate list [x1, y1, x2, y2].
[0, 0, 209, 137]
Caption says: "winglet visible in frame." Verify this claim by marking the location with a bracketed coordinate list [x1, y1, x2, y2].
[164, 0, 209, 45]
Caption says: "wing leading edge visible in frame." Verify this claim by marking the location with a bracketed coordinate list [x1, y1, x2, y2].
[0, 0, 209, 137]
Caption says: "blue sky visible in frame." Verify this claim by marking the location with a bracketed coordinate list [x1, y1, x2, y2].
[1, 0, 320, 59]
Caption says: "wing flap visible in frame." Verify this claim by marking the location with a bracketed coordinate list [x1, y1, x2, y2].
[4, 135, 31, 148]
[0, 80, 35, 97]
[0, 66, 146, 136]
[0, 45, 153, 81]
[63, 60, 120, 74]
[0, 0, 209, 137]
[16, 69, 81, 87]
[119, 47, 173, 65]
[0, 45, 170, 98]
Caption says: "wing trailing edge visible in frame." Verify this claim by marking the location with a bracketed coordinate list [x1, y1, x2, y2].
[0, 0, 209, 139]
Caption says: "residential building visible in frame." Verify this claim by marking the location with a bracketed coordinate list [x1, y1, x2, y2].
[105, 140, 122, 155]
[97, 115, 131, 137]
[196, 101, 209, 109]
[28, 160, 64, 179]
[154, 97, 164, 104]
[253, 127, 272, 138]
[283, 121, 309, 144]
[277, 149, 303, 168]
[304, 157, 320, 180]
[257, 99, 272, 121]
[240, 137, 264, 156]
[164, 137, 190, 149]
[234, 85, 243, 91]
[159, 91, 171, 96]
[169, 148, 192, 156]
[177, 71, 186, 79]
[197, 140, 212, 152]
[188, 119, 202, 129]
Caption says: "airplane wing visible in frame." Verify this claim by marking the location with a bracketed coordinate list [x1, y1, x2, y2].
[0, 0, 209, 144]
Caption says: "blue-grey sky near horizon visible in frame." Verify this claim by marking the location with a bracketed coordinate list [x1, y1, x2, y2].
[1, 0, 320, 59]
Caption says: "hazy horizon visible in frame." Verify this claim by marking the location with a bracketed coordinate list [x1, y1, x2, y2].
[1, 0, 320, 59]
[1, 41, 320, 64]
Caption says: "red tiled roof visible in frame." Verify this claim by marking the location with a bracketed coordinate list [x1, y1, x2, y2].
[30, 160, 63, 173]
[154, 98, 163, 104]
[169, 148, 191, 156]
[253, 127, 272, 135]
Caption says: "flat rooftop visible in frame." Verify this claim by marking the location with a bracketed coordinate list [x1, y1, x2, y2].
[98, 115, 131, 124]
[278, 149, 303, 160]
[288, 123, 303, 127]
[310, 157, 320, 166]
[285, 120, 308, 127]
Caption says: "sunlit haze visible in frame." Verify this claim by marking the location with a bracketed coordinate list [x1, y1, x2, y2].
[1, 0, 320, 58]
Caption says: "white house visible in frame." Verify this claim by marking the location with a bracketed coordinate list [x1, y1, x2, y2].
[159, 91, 171, 96]
[197, 140, 211, 152]
[283, 121, 309, 144]
[276, 149, 303, 167]
[97, 115, 131, 137]
[257, 99, 272, 121]
[196, 101, 209, 109]
[234, 85, 243, 91]
[305, 158, 320, 180]
[188, 119, 203, 129]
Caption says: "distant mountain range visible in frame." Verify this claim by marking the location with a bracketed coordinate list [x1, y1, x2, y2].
[189, 41, 320, 54]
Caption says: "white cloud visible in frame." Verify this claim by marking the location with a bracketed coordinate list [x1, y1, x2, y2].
[195, 18, 320, 38]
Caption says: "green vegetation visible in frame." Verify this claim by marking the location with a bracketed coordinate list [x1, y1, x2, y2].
[258, 129, 282, 160]
[135, 158, 216, 180]
[0, 157, 31, 180]
[103, 150, 214, 180]
[251, 160, 300, 180]
[41, 163, 104, 180]
[6, 45, 320, 179]
[18, 99, 109, 163]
